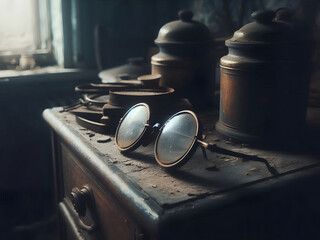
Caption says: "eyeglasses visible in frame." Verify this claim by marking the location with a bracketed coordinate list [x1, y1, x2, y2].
[115, 103, 277, 170]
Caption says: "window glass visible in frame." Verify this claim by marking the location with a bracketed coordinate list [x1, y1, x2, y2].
[0, 0, 54, 70]
[0, 0, 38, 53]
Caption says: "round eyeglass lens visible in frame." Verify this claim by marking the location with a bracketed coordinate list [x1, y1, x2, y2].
[155, 112, 198, 165]
[116, 104, 149, 150]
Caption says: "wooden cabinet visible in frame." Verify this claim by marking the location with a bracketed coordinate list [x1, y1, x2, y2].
[44, 108, 320, 240]
[58, 143, 142, 240]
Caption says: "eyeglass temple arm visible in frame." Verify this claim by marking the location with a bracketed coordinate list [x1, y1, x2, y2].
[61, 98, 86, 112]
[62, 94, 99, 112]
[197, 140, 279, 175]
[197, 140, 258, 160]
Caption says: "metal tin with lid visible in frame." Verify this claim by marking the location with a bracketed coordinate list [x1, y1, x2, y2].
[216, 10, 312, 148]
[151, 9, 215, 108]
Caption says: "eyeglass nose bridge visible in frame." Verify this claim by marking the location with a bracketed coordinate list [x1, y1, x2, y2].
[141, 123, 162, 147]
[152, 123, 161, 132]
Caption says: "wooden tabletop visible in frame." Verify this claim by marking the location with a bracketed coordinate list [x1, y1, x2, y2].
[43, 107, 320, 209]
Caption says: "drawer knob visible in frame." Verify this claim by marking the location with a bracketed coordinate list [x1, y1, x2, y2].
[70, 185, 91, 217]
[70, 185, 97, 233]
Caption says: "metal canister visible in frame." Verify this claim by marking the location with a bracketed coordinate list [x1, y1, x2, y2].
[151, 10, 215, 109]
[216, 10, 312, 148]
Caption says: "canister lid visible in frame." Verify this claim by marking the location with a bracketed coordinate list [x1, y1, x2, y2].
[155, 10, 213, 45]
[226, 10, 297, 46]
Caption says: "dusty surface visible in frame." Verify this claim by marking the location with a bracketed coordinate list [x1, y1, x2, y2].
[52, 108, 320, 207]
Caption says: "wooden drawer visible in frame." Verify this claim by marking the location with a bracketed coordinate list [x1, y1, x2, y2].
[59, 142, 144, 240]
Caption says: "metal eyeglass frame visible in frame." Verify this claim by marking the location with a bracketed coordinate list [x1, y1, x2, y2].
[115, 103, 276, 170]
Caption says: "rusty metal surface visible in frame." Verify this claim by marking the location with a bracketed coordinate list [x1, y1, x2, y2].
[44, 107, 320, 210]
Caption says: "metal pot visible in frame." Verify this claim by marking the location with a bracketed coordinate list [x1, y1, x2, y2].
[151, 10, 215, 109]
[216, 10, 312, 148]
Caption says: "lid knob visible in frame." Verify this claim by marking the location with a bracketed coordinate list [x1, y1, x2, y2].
[178, 9, 193, 22]
[251, 10, 275, 24]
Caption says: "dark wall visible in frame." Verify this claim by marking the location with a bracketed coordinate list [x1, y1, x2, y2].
[0, 71, 99, 239]
[65, 0, 193, 69]
[65, 0, 320, 69]
[0, 72, 98, 191]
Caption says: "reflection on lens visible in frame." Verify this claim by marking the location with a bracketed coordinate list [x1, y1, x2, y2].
[116, 104, 149, 150]
[155, 112, 198, 165]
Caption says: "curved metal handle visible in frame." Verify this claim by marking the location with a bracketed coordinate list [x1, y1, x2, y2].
[70, 185, 97, 234]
